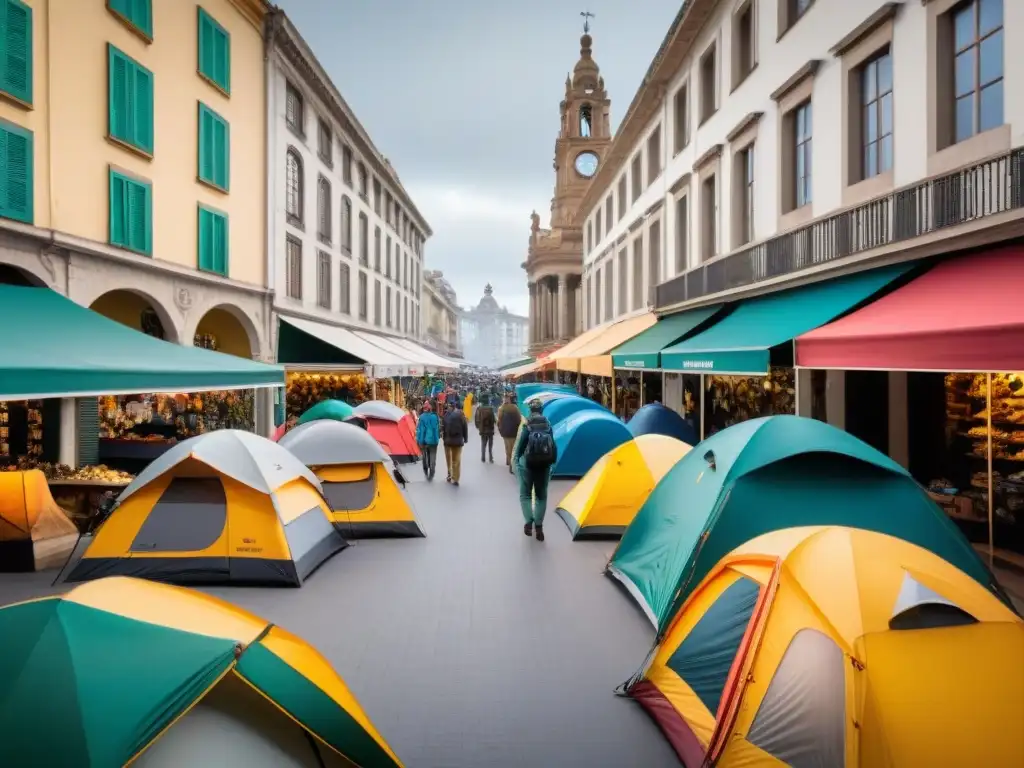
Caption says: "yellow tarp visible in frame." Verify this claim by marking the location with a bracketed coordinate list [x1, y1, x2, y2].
[555, 313, 657, 372]
[545, 319, 620, 363]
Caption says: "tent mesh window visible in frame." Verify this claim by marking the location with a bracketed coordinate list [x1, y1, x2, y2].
[746, 628, 846, 766]
[130, 478, 227, 553]
[321, 469, 377, 512]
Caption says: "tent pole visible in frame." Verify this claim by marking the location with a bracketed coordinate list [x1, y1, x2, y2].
[700, 374, 705, 441]
[987, 372, 994, 567]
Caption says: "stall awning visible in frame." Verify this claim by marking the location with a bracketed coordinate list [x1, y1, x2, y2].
[545, 319, 621, 364]
[278, 316, 415, 375]
[500, 357, 534, 371]
[796, 248, 1024, 372]
[555, 312, 657, 372]
[386, 337, 461, 370]
[661, 264, 913, 375]
[610, 305, 723, 370]
[0, 285, 284, 400]
[504, 360, 541, 378]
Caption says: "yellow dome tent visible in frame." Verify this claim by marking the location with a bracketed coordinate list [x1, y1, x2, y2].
[65, 431, 346, 586]
[0, 469, 79, 572]
[555, 435, 691, 539]
[0, 577, 404, 767]
[279, 420, 424, 538]
[624, 526, 1024, 767]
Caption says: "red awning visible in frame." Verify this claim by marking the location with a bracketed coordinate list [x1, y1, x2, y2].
[796, 247, 1024, 372]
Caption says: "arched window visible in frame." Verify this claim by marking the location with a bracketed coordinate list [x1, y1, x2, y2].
[341, 196, 352, 252]
[285, 149, 303, 224]
[317, 175, 332, 244]
[579, 104, 593, 138]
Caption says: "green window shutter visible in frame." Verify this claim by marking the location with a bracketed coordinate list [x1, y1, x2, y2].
[109, 169, 152, 255]
[197, 102, 229, 190]
[0, 0, 33, 105]
[0, 121, 32, 223]
[76, 398, 99, 467]
[198, 8, 230, 94]
[198, 206, 228, 276]
[107, 44, 154, 155]
[108, 0, 152, 39]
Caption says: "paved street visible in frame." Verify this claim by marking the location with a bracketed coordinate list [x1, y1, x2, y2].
[0, 436, 678, 768]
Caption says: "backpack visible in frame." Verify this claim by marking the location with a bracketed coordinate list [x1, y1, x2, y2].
[524, 420, 556, 469]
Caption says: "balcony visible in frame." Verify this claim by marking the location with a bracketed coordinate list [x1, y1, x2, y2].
[656, 149, 1024, 309]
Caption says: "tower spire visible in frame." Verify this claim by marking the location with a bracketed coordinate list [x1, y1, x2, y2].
[580, 10, 594, 34]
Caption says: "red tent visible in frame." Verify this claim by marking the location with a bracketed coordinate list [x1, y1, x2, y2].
[367, 415, 420, 464]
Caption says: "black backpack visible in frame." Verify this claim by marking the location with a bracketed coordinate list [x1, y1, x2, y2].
[524, 420, 556, 469]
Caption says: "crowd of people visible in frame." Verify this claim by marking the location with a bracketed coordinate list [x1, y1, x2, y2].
[406, 376, 558, 541]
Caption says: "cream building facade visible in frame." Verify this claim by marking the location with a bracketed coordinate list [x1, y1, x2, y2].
[421, 270, 461, 358]
[265, 10, 430, 363]
[579, 0, 1023, 328]
[0, 0, 275, 455]
[459, 285, 528, 369]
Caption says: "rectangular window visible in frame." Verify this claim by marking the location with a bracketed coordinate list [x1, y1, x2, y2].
[358, 213, 368, 266]
[861, 50, 893, 179]
[701, 174, 717, 261]
[197, 7, 230, 93]
[648, 220, 661, 292]
[395, 247, 401, 285]
[0, 121, 33, 224]
[700, 43, 717, 123]
[385, 236, 392, 277]
[647, 125, 662, 183]
[338, 262, 351, 314]
[631, 152, 642, 202]
[108, 0, 152, 41]
[109, 169, 152, 256]
[585, 221, 592, 255]
[285, 236, 301, 299]
[794, 101, 812, 207]
[595, 208, 603, 243]
[737, 145, 755, 245]
[631, 238, 643, 310]
[616, 175, 627, 221]
[733, 1, 756, 89]
[673, 84, 689, 153]
[386, 286, 392, 327]
[604, 195, 613, 234]
[0, 0, 31, 106]
[197, 206, 228, 276]
[108, 44, 154, 155]
[317, 118, 332, 165]
[358, 272, 368, 319]
[317, 176, 331, 244]
[372, 178, 381, 215]
[603, 263, 612, 322]
[285, 83, 303, 136]
[342, 144, 353, 185]
[317, 251, 331, 309]
[616, 251, 627, 316]
[373, 280, 382, 326]
[385, 191, 393, 224]
[374, 226, 381, 272]
[593, 271, 601, 327]
[197, 103, 229, 190]
[952, 0, 1003, 143]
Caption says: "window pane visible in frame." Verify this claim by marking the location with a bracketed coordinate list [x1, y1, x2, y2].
[979, 0, 1003, 37]
[879, 135, 893, 173]
[880, 93, 893, 134]
[877, 52, 892, 94]
[979, 80, 1003, 132]
[865, 102, 878, 142]
[864, 142, 877, 178]
[796, 151, 805, 182]
[862, 61, 877, 102]
[802, 104, 812, 139]
[955, 50, 975, 97]
[955, 94, 975, 142]
[954, 5, 976, 51]
[979, 30, 1003, 85]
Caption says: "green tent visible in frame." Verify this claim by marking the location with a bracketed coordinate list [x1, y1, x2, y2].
[607, 415, 1002, 636]
[297, 399, 356, 425]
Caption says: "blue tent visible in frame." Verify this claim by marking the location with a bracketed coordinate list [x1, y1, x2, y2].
[552, 410, 632, 478]
[516, 382, 576, 406]
[627, 403, 697, 445]
[544, 395, 607, 426]
[517, 389, 574, 417]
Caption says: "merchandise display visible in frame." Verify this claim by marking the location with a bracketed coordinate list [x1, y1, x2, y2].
[286, 371, 369, 419]
[1, 458, 134, 483]
[99, 390, 255, 442]
[704, 368, 796, 436]
[0, 400, 44, 462]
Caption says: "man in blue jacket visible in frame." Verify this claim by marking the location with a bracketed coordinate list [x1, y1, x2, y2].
[513, 398, 558, 541]
[415, 401, 440, 481]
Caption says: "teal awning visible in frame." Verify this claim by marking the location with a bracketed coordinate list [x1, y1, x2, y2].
[610, 305, 722, 370]
[499, 357, 534, 371]
[0, 285, 284, 400]
[660, 265, 913, 375]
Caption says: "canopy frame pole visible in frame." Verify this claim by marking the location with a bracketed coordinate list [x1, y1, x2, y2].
[662, 371, 666, 408]
[640, 371, 645, 408]
[987, 372, 994, 567]
[577, 358, 583, 394]
[612, 371, 617, 415]
[700, 374, 705, 441]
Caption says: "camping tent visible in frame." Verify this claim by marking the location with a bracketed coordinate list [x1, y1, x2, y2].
[543, 395, 607, 426]
[0, 577, 405, 767]
[65, 430, 346, 586]
[556, 435, 691, 539]
[365, 416, 420, 464]
[279, 420, 424, 538]
[626, 526, 1024, 767]
[0, 469, 79, 572]
[608, 416, 1002, 632]
[517, 389, 573, 417]
[627, 403, 698, 445]
[552, 409, 632, 478]
[516, 382, 576, 405]
[298, 399, 356, 425]
[352, 400, 406, 421]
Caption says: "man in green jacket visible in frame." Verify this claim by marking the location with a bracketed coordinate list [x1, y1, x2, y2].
[512, 399, 558, 542]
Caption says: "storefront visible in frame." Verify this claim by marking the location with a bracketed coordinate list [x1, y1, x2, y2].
[660, 263, 911, 438]
[796, 246, 1024, 559]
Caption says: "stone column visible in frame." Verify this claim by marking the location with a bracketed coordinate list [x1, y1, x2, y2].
[528, 282, 536, 346]
[556, 275, 567, 340]
[542, 281, 551, 342]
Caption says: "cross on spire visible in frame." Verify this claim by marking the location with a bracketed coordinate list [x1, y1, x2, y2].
[580, 10, 594, 34]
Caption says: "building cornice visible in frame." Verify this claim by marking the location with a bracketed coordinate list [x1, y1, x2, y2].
[228, 0, 270, 30]
[829, 3, 902, 56]
[266, 10, 433, 237]
[770, 60, 822, 102]
[576, 0, 723, 220]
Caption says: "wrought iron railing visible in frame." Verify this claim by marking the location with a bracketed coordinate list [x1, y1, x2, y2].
[655, 148, 1024, 308]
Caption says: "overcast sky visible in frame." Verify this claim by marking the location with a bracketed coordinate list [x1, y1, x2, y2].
[276, 0, 681, 316]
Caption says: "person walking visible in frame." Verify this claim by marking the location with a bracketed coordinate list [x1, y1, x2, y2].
[442, 399, 469, 486]
[474, 395, 496, 463]
[415, 401, 440, 481]
[496, 394, 521, 474]
[513, 398, 558, 541]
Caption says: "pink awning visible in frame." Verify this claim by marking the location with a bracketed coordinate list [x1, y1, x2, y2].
[796, 247, 1024, 372]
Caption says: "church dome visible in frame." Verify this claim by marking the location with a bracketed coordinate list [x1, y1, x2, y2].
[476, 284, 500, 312]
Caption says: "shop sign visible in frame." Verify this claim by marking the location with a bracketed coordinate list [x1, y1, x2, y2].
[622, 359, 647, 369]
[680, 360, 715, 370]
